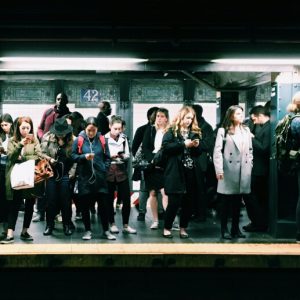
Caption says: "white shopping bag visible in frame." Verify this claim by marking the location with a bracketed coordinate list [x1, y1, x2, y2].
[10, 159, 35, 190]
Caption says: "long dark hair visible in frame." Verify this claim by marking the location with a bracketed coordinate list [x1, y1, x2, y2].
[221, 105, 244, 134]
[57, 132, 73, 157]
[0, 113, 14, 141]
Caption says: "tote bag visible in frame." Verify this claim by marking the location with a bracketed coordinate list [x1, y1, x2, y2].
[10, 159, 35, 190]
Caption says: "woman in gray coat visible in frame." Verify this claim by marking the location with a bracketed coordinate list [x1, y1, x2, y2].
[213, 105, 253, 239]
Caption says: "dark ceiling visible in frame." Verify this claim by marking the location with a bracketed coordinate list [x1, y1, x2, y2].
[0, 1, 299, 89]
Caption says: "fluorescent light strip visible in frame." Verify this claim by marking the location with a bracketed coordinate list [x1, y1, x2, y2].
[212, 59, 300, 65]
[0, 57, 148, 63]
[0, 57, 148, 71]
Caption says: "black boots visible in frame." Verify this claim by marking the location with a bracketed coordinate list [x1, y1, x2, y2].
[221, 227, 232, 240]
[63, 225, 73, 236]
[221, 227, 246, 239]
[43, 226, 53, 236]
[231, 229, 246, 239]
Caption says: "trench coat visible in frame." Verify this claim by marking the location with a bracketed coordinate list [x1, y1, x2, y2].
[213, 126, 253, 194]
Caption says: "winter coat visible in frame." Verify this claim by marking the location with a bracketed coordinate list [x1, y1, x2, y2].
[251, 121, 271, 176]
[96, 112, 110, 135]
[40, 131, 75, 178]
[162, 128, 201, 195]
[213, 126, 253, 194]
[71, 130, 110, 196]
[195, 117, 214, 172]
[5, 137, 44, 201]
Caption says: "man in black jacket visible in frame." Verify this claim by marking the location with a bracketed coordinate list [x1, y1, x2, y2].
[192, 104, 215, 221]
[96, 100, 112, 135]
[243, 105, 270, 232]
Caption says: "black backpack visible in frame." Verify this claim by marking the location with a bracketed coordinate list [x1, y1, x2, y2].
[275, 113, 300, 174]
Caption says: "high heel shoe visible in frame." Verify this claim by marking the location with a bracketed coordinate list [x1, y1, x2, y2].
[163, 229, 173, 238]
[180, 232, 189, 239]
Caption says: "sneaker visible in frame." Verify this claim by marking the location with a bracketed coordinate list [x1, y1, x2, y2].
[110, 224, 119, 234]
[82, 230, 92, 240]
[32, 213, 45, 222]
[0, 236, 14, 244]
[171, 222, 180, 231]
[137, 213, 145, 221]
[20, 232, 34, 241]
[103, 231, 116, 240]
[150, 221, 159, 230]
[123, 226, 137, 234]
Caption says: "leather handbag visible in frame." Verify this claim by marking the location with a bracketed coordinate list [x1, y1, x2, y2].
[34, 159, 54, 184]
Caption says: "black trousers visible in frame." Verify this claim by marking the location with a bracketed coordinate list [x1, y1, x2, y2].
[80, 193, 109, 232]
[218, 193, 243, 234]
[0, 164, 8, 223]
[45, 176, 72, 228]
[107, 178, 131, 225]
[244, 175, 268, 228]
[7, 191, 35, 231]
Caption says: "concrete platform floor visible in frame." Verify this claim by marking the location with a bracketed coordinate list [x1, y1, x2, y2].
[3, 205, 289, 245]
[0, 205, 299, 269]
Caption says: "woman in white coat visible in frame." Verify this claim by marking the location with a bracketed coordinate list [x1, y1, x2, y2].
[213, 105, 253, 239]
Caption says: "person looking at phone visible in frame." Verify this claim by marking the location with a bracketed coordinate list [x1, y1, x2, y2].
[40, 118, 75, 236]
[0, 114, 14, 240]
[161, 106, 201, 239]
[2, 116, 44, 244]
[105, 115, 136, 234]
[72, 117, 115, 240]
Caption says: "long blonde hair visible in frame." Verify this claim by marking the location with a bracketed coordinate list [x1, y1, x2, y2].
[287, 91, 300, 113]
[171, 106, 201, 137]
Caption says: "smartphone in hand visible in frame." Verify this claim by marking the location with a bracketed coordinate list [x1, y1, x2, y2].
[26, 134, 34, 141]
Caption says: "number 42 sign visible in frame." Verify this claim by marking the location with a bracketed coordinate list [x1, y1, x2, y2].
[80, 89, 101, 103]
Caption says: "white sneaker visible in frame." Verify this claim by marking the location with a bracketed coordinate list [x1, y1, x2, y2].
[123, 226, 137, 234]
[150, 221, 159, 230]
[172, 222, 180, 231]
[110, 224, 119, 234]
[104, 231, 116, 240]
[82, 231, 92, 240]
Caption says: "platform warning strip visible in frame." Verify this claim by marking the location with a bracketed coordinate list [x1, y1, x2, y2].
[0, 243, 300, 268]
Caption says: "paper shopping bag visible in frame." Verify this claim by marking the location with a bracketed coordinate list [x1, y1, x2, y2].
[10, 159, 35, 190]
